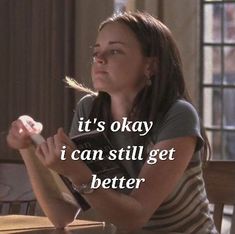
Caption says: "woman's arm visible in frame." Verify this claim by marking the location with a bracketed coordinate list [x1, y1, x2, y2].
[19, 146, 79, 228]
[6, 120, 79, 228]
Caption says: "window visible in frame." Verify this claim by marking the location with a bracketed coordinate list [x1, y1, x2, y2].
[201, 0, 235, 160]
[114, 0, 128, 13]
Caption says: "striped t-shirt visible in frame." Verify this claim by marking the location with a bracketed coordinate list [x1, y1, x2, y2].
[70, 95, 218, 234]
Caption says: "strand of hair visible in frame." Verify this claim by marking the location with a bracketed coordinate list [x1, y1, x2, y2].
[63, 76, 97, 95]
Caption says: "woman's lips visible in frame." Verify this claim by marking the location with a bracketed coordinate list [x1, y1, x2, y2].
[94, 70, 108, 75]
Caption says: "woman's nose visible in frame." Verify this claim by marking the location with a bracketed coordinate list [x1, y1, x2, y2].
[93, 53, 106, 64]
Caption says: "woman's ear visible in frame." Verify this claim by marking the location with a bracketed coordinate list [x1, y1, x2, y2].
[144, 57, 158, 77]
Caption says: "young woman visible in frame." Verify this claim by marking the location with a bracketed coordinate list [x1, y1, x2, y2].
[7, 12, 218, 233]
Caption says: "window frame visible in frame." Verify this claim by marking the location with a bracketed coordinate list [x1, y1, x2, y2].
[200, 0, 235, 160]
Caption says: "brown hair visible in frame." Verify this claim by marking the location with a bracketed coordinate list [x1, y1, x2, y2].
[87, 12, 210, 161]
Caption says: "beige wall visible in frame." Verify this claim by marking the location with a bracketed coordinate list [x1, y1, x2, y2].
[74, 0, 114, 100]
[163, 0, 200, 106]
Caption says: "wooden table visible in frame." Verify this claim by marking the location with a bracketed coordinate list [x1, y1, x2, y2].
[0, 215, 181, 234]
[0, 215, 113, 234]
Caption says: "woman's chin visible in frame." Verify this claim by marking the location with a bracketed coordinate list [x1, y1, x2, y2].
[93, 83, 109, 93]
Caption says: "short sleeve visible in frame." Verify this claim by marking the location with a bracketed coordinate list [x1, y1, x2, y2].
[152, 100, 204, 152]
[69, 94, 95, 137]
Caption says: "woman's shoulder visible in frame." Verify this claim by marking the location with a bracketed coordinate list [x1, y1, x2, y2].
[152, 99, 203, 150]
[77, 94, 96, 106]
[167, 99, 199, 118]
[162, 99, 201, 127]
[75, 94, 97, 119]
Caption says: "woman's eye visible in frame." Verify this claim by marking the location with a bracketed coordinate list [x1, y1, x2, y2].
[110, 49, 122, 55]
[92, 49, 123, 60]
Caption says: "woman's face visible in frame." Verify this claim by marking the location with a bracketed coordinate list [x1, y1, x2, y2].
[91, 22, 149, 97]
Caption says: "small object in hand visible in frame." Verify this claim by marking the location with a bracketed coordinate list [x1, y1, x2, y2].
[18, 115, 45, 145]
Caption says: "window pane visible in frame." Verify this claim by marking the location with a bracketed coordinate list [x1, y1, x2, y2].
[114, 0, 127, 12]
[224, 3, 235, 43]
[204, 4, 222, 43]
[204, 46, 222, 84]
[203, 88, 222, 128]
[223, 88, 235, 127]
[223, 132, 235, 160]
[207, 130, 221, 160]
[202, 1, 235, 162]
[224, 46, 235, 84]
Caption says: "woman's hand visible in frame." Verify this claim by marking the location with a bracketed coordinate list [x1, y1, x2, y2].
[6, 119, 33, 149]
[35, 128, 93, 185]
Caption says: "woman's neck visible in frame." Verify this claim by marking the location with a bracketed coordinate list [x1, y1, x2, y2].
[110, 94, 135, 122]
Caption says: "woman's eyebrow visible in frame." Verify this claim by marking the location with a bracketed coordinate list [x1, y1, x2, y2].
[109, 41, 126, 45]
[93, 41, 127, 48]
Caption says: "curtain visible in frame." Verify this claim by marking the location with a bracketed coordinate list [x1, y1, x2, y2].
[0, 0, 113, 161]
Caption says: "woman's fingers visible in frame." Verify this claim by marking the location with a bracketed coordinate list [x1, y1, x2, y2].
[16, 119, 31, 135]
[35, 145, 46, 162]
[39, 142, 49, 159]
[58, 128, 71, 145]
[12, 120, 31, 142]
[36, 141, 53, 167]
[7, 120, 32, 149]
[34, 129, 91, 180]
[54, 134, 64, 154]
[36, 135, 63, 166]
[47, 136, 55, 155]
[34, 129, 77, 172]
[57, 128, 76, 149]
